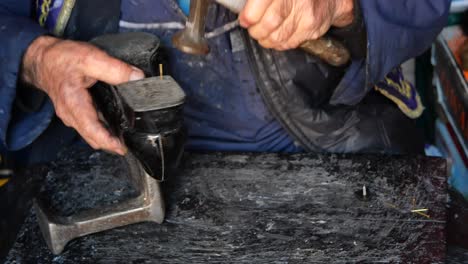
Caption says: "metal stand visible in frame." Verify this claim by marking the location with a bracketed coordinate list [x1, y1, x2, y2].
[34, 154, 165, 255]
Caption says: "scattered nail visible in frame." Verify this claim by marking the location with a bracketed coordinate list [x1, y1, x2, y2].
[414, 211, 431, 219]
[411, 209, 429, 213]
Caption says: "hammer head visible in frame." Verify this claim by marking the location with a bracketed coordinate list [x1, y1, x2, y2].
[172, 0, 210, 55]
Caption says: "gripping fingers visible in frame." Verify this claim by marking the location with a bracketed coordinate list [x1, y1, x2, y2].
[68, 91, 127, 155]
[80, 116, 127, 156]
[80, 47, 145, 85]
[247, 1, 288, 41]
[266, 22, 310, 50]
[258, 17, 297, 50]
[239, 0, 273, 28]
[77, 105, 127, 155]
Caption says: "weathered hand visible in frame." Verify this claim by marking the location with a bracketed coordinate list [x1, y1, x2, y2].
[22, 36, 145, 155]
[239, 0, 354, 51]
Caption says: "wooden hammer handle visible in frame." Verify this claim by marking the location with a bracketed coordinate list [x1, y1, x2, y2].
[300, 37, 350, 67]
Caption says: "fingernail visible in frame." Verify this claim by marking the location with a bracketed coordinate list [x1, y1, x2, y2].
[107, 147, 126, 156]
[129, 67, 145, 81]
[116, 140, 128, 156]
[239, 19, 248, 28]
[118, 145, 128, 156]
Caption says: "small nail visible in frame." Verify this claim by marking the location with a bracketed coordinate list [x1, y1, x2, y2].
[129, 67, 145, 81]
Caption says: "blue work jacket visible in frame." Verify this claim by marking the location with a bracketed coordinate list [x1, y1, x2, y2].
[0, 0, 450, 156]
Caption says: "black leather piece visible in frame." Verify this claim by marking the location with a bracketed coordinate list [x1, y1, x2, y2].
[123, 128, 186, 181]
[293, 60, 345, 108]
[89, 32, 186, 180]
[329, 0, 367, 60]
[241, 30, 424, 154]
[63, 0, 121, 41]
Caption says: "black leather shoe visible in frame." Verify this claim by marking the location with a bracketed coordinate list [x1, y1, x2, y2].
[89, 32, 186, 181]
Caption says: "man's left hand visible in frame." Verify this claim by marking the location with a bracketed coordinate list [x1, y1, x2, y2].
[239, 0, 354, 51]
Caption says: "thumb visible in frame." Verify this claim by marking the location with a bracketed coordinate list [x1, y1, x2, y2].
[81, 47, 145, 85]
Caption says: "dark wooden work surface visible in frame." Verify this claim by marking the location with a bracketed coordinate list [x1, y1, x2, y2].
[5, 148, 448, 263]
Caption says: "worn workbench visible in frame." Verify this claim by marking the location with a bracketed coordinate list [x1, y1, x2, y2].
[5, 147, 448, 263]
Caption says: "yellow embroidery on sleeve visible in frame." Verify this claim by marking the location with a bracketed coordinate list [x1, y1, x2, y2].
[39, 0, 52, 27]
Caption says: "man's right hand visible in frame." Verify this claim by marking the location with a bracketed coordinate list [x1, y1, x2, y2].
[21, 36, 145, 155]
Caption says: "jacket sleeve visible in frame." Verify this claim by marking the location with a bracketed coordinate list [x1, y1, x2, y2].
[330, 0, 451, 105]
[0, 3, 54, 151]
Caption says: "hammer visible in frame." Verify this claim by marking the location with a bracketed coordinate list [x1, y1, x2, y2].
[173, 0, 351, 67]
